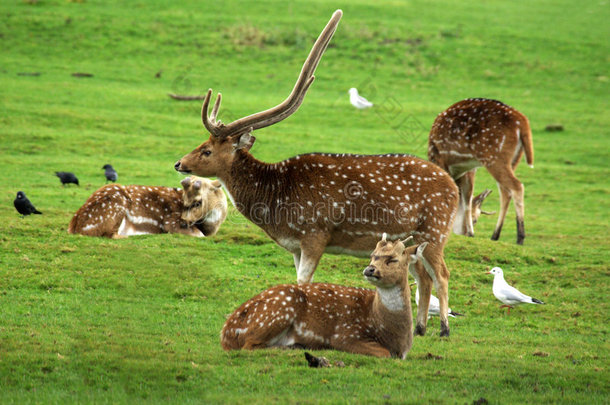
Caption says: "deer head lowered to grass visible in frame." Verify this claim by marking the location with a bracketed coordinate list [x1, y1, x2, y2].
[428, 98, 533, 244]
[221, 235, 427, 358]
[175, 10, 459, 336]
[68, 176, 227, 239]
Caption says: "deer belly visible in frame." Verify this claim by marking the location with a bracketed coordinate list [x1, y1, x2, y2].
[117, 215, 163, 236]
[266, 328, 296, 347]
[326, 231, 411, 257]
[325, 245, 371, 257]
[275, 236, 301, 253]
[267, 326, 330, 349]
[448, 159, 481, 179]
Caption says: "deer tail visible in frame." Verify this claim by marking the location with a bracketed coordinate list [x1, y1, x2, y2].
[519, 119, 534, 168]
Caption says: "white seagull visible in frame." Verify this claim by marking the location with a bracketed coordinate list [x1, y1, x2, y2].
[348, 88, 373, 109]
[488, 267, 545, 314]
[414, 283, 464, 318]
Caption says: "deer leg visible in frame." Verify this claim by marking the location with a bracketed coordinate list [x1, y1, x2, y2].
[434, 272, 450, 337]
[488, 165, 525, 244]
[454, 170, 476, 237]
[417, 247, 451, 337]
[338, 340, 392, 358]
[172, 224, 205, 237]
[237, 321, 295, 350]
[512, 183, 526, 245]
[296, 234, 328, 284]
[491, 184, 511, 241]
[296, 254, 321, 284]
[242, 339, 271, 350]
[407, 261, 428, 335]
[414, 262, 432, 336]
[428, 256, 451, 337]
[293, 252, 301, 271]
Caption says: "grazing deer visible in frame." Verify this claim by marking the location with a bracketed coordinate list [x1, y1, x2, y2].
[68, 176, 227, 238]
[428, 98, 534, 244]
[175, 10, 459, 336]
[221, 235, 426, 358]
[471, 188, 495, 226]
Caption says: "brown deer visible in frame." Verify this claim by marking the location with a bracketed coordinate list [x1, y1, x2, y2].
[174, 10, 459, 336]
[428, 98, 534, 244]
[221, 235, 426, 358]
[68, 176, 227, 238]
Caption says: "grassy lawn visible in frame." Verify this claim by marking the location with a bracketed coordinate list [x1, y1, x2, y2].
[0, 0, 608, 403]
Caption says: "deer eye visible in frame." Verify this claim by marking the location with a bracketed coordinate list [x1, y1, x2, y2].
[201, 150, 211, 157]
[386, 258, 398, 265]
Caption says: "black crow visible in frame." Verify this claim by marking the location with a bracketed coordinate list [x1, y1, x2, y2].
[55, 171, 79, 186]
[102, 164, 118, 182]
[14, 191, 42, 216]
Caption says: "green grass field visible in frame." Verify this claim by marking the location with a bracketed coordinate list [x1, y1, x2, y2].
[1, 0, 609, 403]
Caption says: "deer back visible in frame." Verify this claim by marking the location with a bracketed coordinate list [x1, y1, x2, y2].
[223, 152, 458, 253]
[68, 184, 132, 237]
[120, 185, 185, 234]
[428, 98, 533, 170]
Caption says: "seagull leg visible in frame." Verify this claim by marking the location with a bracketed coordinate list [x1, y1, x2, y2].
[499, 304, 513, 315]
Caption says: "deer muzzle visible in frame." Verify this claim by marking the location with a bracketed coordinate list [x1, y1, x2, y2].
[174, 161, 191, 174]
[363, 266, 378, 279]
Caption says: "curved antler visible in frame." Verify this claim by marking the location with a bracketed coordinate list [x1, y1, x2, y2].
[202, 10, 343, 138]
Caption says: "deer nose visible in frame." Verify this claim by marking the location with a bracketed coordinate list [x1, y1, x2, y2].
[174, 161, 182, 171]
[363, 266, 376, 277]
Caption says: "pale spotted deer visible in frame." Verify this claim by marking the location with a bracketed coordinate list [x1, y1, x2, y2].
[428, 98, 534, 244]
[68, 176, 227, 238]
[221, 235, 426, 358]
[175, 10, 459, 336]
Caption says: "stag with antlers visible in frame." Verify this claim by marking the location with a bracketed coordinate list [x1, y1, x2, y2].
[175, 10, 459, 336]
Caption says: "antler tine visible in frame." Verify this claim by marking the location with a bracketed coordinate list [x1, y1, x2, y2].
[217, 10, 342, 136]
[201, 89, 225, 137]
[210, 92, 222, 123]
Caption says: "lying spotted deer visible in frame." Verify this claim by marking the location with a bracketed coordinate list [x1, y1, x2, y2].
[175, 10, 459, 336]
[68, 176, 227, 238]
[428, 98, 534, 244]
[221, 235, 426, 358]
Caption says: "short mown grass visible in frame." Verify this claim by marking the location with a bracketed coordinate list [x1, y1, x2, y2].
[0, 0, 608, 403]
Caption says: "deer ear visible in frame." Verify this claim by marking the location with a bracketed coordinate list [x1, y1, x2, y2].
[473, 188, 492, 207]
[234, 132, 256, 151]
[211, 180, 222, 189]
[400, 235, 414, 246]
[416, 242, 429, 258]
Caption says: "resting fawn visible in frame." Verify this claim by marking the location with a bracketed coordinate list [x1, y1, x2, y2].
[68, 176, 226, 238]
[221, 235, 427, 359]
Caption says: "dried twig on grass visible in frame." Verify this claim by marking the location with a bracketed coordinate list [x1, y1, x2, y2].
[72, 72, 94, 78]
[168, 93, 208, 101]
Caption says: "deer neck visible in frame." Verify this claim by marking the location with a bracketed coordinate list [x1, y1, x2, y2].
[219, 151, 289, 221]
[370, 280, 412, 357]
[373, 282, 409, 315]
[372, 279, 411, 328]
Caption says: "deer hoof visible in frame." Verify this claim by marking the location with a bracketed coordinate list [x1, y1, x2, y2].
[414, 324, 426, 336]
